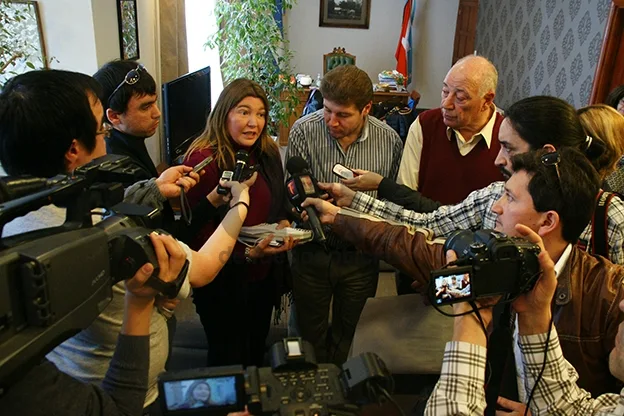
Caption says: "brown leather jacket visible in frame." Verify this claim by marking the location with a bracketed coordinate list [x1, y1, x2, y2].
[333, 210, 624, 397]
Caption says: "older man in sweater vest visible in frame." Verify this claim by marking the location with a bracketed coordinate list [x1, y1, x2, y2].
[398, 55, 504, 204]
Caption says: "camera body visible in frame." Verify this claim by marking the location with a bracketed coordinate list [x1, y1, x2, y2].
[0, 155, 187, 385]
[430, 229, 541, 305]
[158, 338, 392, 416]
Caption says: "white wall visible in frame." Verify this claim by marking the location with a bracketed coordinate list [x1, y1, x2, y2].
[410, 0, 459, 108]
[36, 0, 163, 164]
[286, 0, 459, 109]
[37, 0, 99, 74]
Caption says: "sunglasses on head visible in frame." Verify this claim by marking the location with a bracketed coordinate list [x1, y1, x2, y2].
[107, 63, 145, 106]
[541, 151, 562, 188]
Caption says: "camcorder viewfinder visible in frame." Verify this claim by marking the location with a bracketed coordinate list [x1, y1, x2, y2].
[158, 338, 393, 416]
[430, 229, 541, 306]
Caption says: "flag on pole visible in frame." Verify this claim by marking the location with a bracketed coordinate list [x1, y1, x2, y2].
[395, 0, 417, 86]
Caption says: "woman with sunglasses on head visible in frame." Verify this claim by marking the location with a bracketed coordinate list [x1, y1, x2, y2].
[183, 78, 296, 368]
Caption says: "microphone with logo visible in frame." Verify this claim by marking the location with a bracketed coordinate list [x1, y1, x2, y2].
[217, 149, 249, 195]
[285, 156, 327, 244]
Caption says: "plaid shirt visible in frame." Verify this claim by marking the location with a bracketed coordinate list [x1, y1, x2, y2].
[425, 328, 624, 416]
[350, 181, 624, 264]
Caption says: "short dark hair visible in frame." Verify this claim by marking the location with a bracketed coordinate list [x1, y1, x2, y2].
[93, 60, 156, 120]
[320, 65, 372, 111]
[0, 70, 102, 177]
[505, 95, 608, 177]
[605, 85, 624, 110]
[510, 148, 600, 243]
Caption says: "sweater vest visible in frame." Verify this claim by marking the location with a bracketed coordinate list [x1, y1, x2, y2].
[417, 108, 504, 205]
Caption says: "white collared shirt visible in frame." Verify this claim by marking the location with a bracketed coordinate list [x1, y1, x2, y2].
[397, 106, 500, 189]
[514, 243, 573, 402]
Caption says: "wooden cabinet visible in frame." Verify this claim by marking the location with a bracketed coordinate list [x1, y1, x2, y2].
[277, 88, 410, 146]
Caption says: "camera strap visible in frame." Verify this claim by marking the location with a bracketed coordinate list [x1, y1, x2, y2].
[484, 303, 518, 415]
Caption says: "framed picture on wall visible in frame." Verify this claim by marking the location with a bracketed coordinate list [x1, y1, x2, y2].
[319, 0, 371, 29]
[117, 0, 140, 60]
[0, 0, 48, 85]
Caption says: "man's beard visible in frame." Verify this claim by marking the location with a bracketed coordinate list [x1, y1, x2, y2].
[499, 166, 512, 180]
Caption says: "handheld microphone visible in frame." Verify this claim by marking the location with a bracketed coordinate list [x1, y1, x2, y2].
[285, 156, 327, 243]
[217, 150, 249, 195]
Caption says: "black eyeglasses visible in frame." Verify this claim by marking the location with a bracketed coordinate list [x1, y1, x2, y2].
[541, 151, 562, 187]
[107, 63, 145, 105]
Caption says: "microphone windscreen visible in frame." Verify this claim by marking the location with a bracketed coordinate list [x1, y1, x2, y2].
[235, 150, 249, 162]
[286, 156, 309, 175]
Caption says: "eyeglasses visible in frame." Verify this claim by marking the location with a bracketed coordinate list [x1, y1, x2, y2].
[96, 123, 112, 138]
[541, 151, 562, 188]
[107, 63, 145, 105]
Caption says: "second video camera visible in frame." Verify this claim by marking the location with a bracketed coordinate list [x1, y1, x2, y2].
[430, 229, 541, 305]
[158, 338, 393, 416]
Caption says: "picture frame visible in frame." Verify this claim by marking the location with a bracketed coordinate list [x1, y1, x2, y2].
[319, 0, 371, 29]
[0, 0, 47, 84]
[116, 0, 140, 60]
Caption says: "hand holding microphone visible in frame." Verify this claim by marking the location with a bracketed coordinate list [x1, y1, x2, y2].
[217, 150, 249, 195]
[285, 156, 327, 243]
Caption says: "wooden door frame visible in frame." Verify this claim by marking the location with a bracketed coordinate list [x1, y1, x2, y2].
[590, 0, 624, 104]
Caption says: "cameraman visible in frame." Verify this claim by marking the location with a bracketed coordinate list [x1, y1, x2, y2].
[0, 233, 186, 416]
[0, 69, 255, 412]
[301, 148, 624, 397]
[425, 227, 624, 415]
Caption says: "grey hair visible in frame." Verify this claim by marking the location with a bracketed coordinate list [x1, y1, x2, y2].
[454, 55, 498, 97]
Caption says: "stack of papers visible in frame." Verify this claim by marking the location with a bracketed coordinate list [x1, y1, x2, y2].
[238, 223, 314, 247]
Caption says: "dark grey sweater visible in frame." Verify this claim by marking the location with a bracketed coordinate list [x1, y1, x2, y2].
[0, 334, 149, 416]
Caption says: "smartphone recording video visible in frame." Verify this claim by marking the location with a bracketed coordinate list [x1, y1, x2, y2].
[433, 272, 472, 305]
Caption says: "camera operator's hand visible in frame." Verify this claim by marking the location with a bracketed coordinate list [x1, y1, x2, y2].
[496, 397, 532, 415]
[125, 233, 187, 299]
[207, 172, 257, 208]
[512, 224, 557, 336]
[318, 182, 356, 207]
[156, 165, 201, 198]
[122, 233, 186, 336]
[301, 197, 340, 224]
[340, 169, 383, 192]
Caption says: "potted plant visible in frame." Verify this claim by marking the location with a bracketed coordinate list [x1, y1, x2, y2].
[207, 0, 300, 136]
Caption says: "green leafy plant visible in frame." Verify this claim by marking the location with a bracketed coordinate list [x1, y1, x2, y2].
[207, 0, 300, 135]
[0, 0, 47, 87]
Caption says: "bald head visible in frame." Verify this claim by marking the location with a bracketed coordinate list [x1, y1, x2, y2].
[449, 55, 498, 97]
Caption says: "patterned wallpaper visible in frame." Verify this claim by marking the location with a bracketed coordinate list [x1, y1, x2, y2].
[475, 0, 612, 109]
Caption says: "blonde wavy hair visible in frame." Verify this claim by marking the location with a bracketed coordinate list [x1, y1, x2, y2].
[184, 78, 278, 169]
[577, 104, 624, 179]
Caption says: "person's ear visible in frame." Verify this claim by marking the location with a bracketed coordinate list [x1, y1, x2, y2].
[64, 139, 82, 172]
[361, 101, 372, 117]
[106, 108, 123, 127]
[542, 144, 557, 153]
[537, 210, 559, 238]
[482, 92, 495, 110]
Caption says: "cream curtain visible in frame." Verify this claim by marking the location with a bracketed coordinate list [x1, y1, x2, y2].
[159, 0, 188, 83]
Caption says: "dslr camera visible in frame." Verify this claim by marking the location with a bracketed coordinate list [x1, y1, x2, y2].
[0, 155, 187, 386]
[158, 338, 394, 416]
[430, 229, 541, 305]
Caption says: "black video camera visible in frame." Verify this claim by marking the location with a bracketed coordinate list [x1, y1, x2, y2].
[158, 338, 393, 416]
[0, 155, 188, 386]
[429, 229, 541, 305]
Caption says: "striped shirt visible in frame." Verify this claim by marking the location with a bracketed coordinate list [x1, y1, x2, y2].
[285, 109, 403, 248]
[350, 181, 624, 265]
[425, 328, 624, 415]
